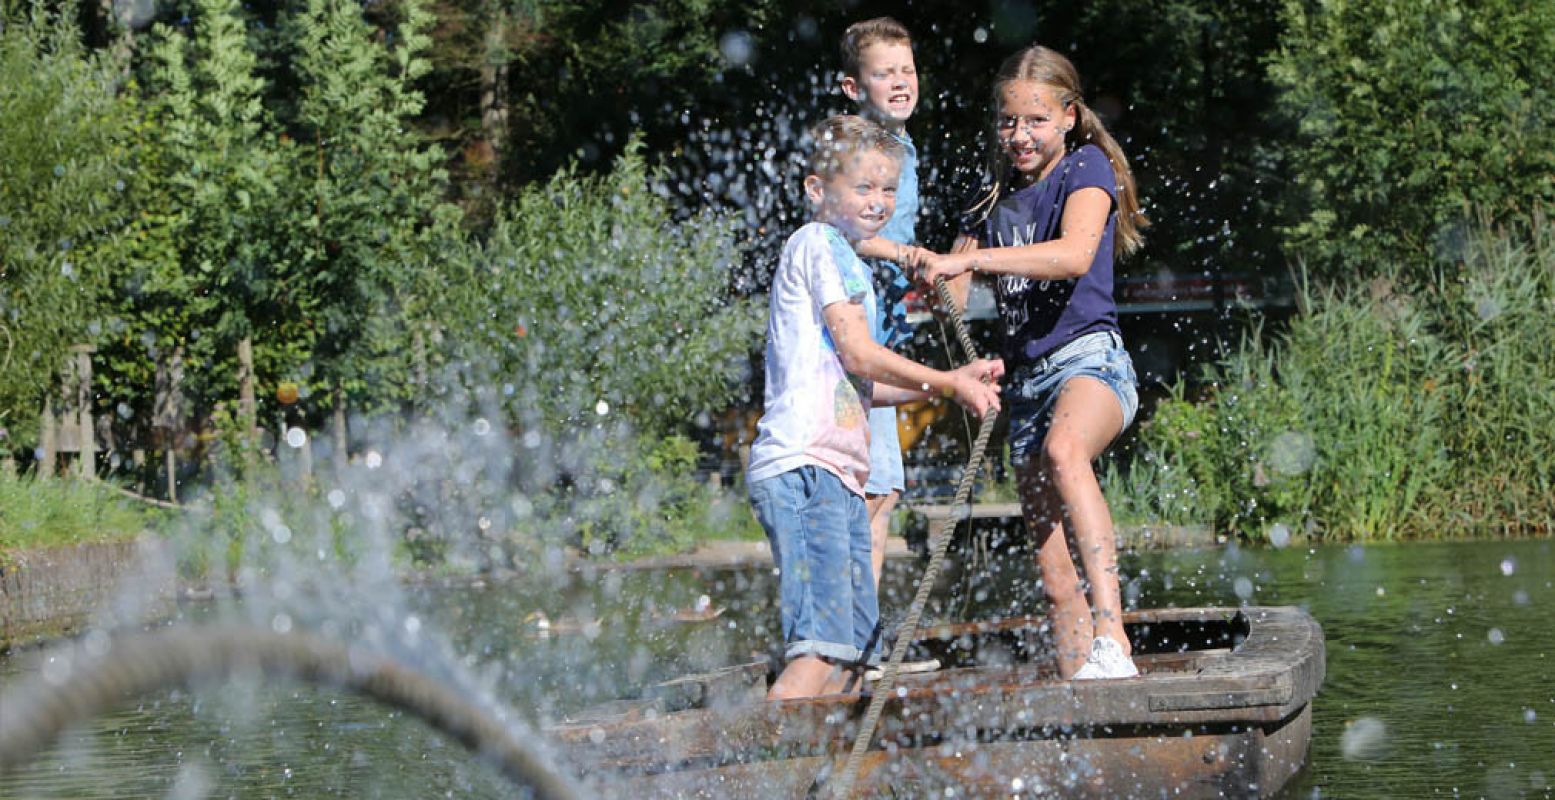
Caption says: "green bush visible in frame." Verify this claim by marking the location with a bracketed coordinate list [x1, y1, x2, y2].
[1270, 0, 1555, 280]
[1123, 219, 1554, 540]
[439, 140, 764, 435]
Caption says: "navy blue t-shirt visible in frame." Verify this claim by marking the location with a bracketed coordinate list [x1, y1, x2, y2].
[966, 144, 1120, 368]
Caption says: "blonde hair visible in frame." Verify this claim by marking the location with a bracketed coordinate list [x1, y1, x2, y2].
[839, 17, 913, 79]
[968, 45, 1148, 257]
[806, 115, 907, 179]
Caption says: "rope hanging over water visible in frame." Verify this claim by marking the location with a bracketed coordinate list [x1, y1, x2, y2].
[823, 275, 996, 798]
[0, 625, 583, 800]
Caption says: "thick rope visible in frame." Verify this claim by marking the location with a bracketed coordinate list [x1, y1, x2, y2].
[0, 625, 582, 799]
[824, 276, 994, 798]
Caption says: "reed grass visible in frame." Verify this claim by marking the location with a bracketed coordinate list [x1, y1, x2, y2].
[1117, 217, 1555, 540]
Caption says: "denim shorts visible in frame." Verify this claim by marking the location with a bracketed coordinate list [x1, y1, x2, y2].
[863, 406, 905, 495]
[1005, 331, 1139, 465]
[748, 465, 879, 665]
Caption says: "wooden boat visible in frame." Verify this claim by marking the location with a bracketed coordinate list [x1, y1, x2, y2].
[548, 606, 1324, 798]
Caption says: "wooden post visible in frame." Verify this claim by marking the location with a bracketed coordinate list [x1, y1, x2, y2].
[165, 448, 177, 503]
[333, 382, 348, 473]
[39, 395, 57, 478]
[72, 344, 96, 480]
[237, 336, 258, 446]
[154, 345, 185, 503]
[132, 447, 146, 495]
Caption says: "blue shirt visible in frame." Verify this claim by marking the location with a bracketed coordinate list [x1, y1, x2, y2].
[972, 144, 1119, 367]
[870, 132, 918, 349]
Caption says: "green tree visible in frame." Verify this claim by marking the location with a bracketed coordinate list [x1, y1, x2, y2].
[0, 0, 127, 450]
[286, 0, 459, 415]
[1269, 0, 1555, 280]
[118, 0, 302, 417]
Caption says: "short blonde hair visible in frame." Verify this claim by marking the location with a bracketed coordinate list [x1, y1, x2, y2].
[806, 115, 906, 179]
[839, 17, 912, 79]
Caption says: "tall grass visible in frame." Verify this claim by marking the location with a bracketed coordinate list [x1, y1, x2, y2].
[0, 474, 158, 556]
[1117, 218, 1555, 540]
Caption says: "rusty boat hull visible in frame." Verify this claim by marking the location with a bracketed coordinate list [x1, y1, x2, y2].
[549, 606, 1325, 798]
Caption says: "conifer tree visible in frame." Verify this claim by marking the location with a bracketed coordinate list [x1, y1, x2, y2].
[286, 0, 458, 414]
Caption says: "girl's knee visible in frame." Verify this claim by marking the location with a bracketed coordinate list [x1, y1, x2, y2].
[1040, 434, 1090, 474]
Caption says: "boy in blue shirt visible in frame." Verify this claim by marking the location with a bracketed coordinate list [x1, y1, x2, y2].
[747, 115, 1002, 699]
[838, 17, 930, 587]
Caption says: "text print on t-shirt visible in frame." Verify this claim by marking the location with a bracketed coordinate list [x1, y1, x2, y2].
[992, 221, 1071, 332]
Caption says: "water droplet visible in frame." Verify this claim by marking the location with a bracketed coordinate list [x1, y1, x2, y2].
[365, 450, 383, 469]
[523, 430, 542, 449]
[595, 400, 610, 416]
[473, 417, 491, 436]
[271, 525, 292, 544]
[271, 613, 293, 634]
[1499, 558, 1516, 576]
[285, 427, 306, 448]
[1487, 628, 1504, 645]
[1268, 523, 1291, 548]
[404, 615, 421, 635]
[1341, 717, 1386, 760]
[973, 26, 988, 43]
[719, 30, 754, 67]
[327, 489, 346, 508]
[1233, 577, 1253, 600]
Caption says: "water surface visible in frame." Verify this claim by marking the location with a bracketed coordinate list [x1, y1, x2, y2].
[2, 538, 1551, 798]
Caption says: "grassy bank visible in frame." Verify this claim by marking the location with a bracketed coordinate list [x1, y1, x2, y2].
[1112, 219, 1555, 541]
[0, 474, 159, 559]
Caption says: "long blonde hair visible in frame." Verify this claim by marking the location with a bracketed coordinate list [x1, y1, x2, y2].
[967, 45, 1148, 257]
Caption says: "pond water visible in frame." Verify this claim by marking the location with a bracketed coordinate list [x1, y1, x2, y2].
[1, 537, 1551, 798]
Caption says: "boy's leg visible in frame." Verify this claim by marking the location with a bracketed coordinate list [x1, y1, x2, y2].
[750, 466, 870, 700]
[863, 406, 906, 589]
[865, 490, 898, 589]
[848, 488, 881, 667]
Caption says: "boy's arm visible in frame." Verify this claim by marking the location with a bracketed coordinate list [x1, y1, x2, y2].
[821, 300, 1004, 417]
[855, 236, 911, 264]
[872, 382, 930, 407]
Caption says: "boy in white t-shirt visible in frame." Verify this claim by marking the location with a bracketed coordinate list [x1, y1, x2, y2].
[747, 115, 1004, 700]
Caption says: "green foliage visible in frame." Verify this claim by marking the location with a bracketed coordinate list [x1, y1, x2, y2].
[0, 1, 127, 446]
[441, 140, 763, 433]
[1269, 0, 1555, 280]
[1124, 220, 1554, 539]
[285, 0, 462, 413]
[0, 473, 158, 555]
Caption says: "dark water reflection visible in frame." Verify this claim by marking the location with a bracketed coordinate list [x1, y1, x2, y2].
[2, 538, 1551, 798]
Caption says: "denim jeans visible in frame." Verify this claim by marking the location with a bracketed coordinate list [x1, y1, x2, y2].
[1005, 331, 1140, 464]
[748, 465, 879, 665]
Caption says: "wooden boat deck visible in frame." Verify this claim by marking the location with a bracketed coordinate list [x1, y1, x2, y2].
[548, 606, 1325, 798]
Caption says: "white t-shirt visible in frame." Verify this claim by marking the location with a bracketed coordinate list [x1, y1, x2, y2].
[747, 222, 878, 496]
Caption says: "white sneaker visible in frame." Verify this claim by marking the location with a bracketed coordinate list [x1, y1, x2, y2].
[1072, 636, 1138, 680]
[865, 659, 942, 681]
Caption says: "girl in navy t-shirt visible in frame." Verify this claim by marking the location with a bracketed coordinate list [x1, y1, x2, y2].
[917, 44, 1149, 681]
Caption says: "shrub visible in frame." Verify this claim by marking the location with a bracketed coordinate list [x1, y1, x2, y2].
[439, 139, 764, 436]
